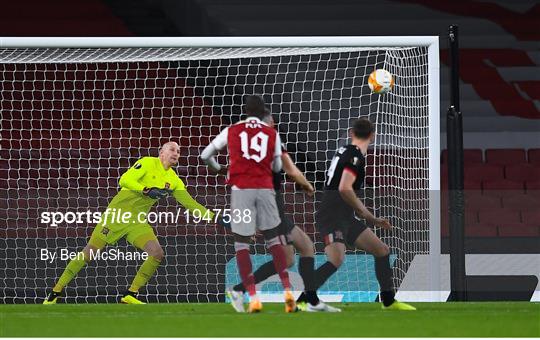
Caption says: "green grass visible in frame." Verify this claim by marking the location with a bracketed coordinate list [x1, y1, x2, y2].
[1, 302, 539, 337]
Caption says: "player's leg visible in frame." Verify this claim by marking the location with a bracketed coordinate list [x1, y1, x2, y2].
[312, 232, 346, 290]
[122, 226, 163, 304]
[230, 189, 260, 312]
[260, 227, 296, 312]
[231, 210, 296, 294]
[353, 227, 415, 310]
[232, 242, 294, 294]
[297, 235, 344, 312]
[257, 189, 295, 312]
[43, 227, 107, 304]
[287, 226, 322, 307]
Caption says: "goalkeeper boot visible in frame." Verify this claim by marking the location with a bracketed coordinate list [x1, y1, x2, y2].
[248, 296, 263, 313]
[382, 300, 416, 311]
[226, 287, 245, 313]
[43, 290, 61, 305]
[120, 291, 146, 305]
[284, 289, 298, 313]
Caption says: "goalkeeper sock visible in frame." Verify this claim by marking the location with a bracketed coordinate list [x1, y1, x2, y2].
[235, 243, 256, 297]
[299, 256, 319, 305]
[53, 252, 87, 292]
[268, 244, 291, 290]
[233, 261, 276, 293]
[129, 256, 161, 293]
[375, 255, 395, 307]
[314, 261, 338, 289]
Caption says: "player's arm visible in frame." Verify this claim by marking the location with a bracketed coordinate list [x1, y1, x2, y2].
[272, 133, 283, 172]
[119, 158, 171, 199]
[338, 170, 391, 230]
[282, 153, 314, 196]
[200, 127, 228, 175]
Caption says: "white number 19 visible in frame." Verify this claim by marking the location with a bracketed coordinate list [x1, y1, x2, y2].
[239, 131, 269, 163]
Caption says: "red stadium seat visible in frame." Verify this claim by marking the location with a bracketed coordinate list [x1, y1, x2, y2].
[526, 180, 540, 190]
[463, 180, 482, 190]
[465, 164, 503, 181]
[528, 149, 540, 164]
[485, 149, 526, 165]
[505, 163, 540, 181]
[441, 149, 483, 164]
[502, 194, 540, 211]
[478, 209, 520, 225]
[466, 192, 502, 211]
[466, 222, 498, 237]
[498, 223, 540, 237]
[482, 179, 524, 191]
[525, 180, 540, 199]
[522, 211, 540, 225]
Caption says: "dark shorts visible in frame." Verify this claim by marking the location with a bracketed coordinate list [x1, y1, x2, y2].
[316, 214, 368, 247]
[275, 191, 295, 244]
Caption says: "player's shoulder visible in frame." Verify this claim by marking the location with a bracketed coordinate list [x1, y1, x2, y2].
[340, 144, 365, 162]
[134, 156, 158, 169]
[346, 144, 364, 157]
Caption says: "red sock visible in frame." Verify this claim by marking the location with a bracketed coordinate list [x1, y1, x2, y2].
[269, 244, 291, 290]
[236, 248, 256, 296]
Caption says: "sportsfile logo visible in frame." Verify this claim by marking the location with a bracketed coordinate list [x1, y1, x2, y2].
[40, 248, 148, 263]
[39, 208, 252, 227]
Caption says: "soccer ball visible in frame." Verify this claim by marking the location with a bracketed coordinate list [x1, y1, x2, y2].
[368, 69, 394, 94]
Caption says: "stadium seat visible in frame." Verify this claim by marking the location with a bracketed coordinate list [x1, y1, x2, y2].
[441, 149, 483, 164]
[521, 211, 540, 225]
[478, 209, 520, 225]
[504, 164, 539, 181]
[482, 179, 524, 191]
[502, 194, 540, 211]
[498, 223, 540, 237]
[485, 149, 526, 165]
[466, 222, 498, 237]
[528, 149, 540, 164]
[464, 164, 503, 181]
[525, 180, 540, 198]
[466, 192, 502, 211]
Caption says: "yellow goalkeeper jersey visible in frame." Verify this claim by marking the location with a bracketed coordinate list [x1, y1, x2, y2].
[105, 156, 212, 222]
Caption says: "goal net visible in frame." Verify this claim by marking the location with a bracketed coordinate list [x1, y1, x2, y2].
[0, 37, 440, 303]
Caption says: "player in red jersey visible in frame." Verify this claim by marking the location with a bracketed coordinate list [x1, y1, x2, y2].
[201, 95, 296, 313]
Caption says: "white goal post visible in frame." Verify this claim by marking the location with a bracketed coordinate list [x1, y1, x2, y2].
[0, 36, 441, 303]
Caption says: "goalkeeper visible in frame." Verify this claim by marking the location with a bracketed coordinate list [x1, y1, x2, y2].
[44, 142, 223, 304]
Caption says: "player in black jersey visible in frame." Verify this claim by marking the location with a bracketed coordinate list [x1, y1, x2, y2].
[299, 118, 416, 311]
[227, 112, 340, 313]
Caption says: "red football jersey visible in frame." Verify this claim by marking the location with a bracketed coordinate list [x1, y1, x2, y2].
[210, 117, 282, 189]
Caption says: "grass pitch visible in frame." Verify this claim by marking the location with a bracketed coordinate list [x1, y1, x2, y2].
[1, 302, 538, 337]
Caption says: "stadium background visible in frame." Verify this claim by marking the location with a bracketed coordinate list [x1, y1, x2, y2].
[1, 0, 539, 304]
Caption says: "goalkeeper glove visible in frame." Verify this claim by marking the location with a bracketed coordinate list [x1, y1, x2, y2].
[215, 216, 231, 229]
[143, 187, 172, 200]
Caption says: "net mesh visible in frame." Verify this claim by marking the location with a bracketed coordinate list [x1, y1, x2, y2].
[0, 46, 430, 303]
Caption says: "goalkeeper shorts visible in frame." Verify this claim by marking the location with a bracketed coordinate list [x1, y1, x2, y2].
[89, 222, 158, 249]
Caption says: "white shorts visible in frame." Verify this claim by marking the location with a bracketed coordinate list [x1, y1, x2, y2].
[230, 188, 281, 236]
